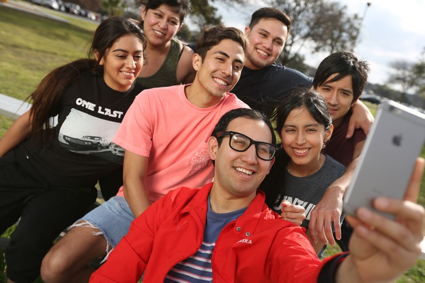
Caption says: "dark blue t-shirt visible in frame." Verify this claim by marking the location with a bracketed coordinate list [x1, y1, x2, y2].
[232, 63, 313, 117]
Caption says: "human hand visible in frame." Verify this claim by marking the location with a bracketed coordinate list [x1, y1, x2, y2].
[280, 200, 306, 226]
[339, 158, 425, 283]
[347, 100, 374, 138]
[308, 187, 344, 246]
[128, 17, 141, 26]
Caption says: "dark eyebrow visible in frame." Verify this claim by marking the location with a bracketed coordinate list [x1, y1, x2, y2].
[258, 28, 284, 43]
[258, 28, 270, 35]
[341, 88, 353, 94]
[112, 49, 143, 53]
[112, 49, 129, 53]
[283, 123, 320, 128]
[214, 51, 244, 65]
[323, 83, 352, 94]
[154, 8, 180, 22]
[214, 51, 230, 58]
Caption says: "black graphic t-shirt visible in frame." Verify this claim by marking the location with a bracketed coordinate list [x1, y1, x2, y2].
[15, 71, 145, 188]
[260, 152, 345, 229]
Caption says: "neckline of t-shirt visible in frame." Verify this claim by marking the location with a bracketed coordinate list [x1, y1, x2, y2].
[180, 84, 228, 112]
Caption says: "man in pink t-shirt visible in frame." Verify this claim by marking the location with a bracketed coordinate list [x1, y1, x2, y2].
[41, 26, 249, 282]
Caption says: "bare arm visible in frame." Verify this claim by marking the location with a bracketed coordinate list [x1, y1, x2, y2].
[347, 100, 374, 138]
[0, 110, 32, 157]
[309, 138, 366, 245]
[122, 150, 151, 218]
[336, 158, 424, 283]
[176, 44, 195, 84]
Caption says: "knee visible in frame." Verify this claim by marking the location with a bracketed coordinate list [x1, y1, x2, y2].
[41, 247, 71, 283]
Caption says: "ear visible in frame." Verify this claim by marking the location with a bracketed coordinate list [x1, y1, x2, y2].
[207, 136, 219, 162]
[176, 22, 184, 34]
[94, 50, 104, 65]
[192, 53, 202, 72]
[141, 6, 146, 21]
[324, 124, 334, 143]
[266, 158, 275, 175]
[244, 26, 251, 36]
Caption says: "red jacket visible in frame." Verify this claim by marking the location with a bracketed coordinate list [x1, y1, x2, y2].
[91, 183, 337, 282]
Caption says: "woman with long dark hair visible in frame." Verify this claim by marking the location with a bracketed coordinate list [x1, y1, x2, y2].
[0, 17, 146, 282]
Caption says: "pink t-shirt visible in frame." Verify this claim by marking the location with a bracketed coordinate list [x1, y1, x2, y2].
[113, 84, 248, 203]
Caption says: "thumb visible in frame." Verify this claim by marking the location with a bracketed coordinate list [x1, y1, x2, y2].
[281, 200, 291, 208]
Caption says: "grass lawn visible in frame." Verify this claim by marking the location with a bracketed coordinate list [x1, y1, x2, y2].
[0, 3, 97, 101]
[0, 2, 424, 282]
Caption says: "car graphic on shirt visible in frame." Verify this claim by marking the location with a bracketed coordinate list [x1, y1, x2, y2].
[110, 143, 125, 156]
[63, 135, 111, 150]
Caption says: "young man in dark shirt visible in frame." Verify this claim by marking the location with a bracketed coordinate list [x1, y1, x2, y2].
[231, 7, 312, 118]
[312, 51, 369, 251]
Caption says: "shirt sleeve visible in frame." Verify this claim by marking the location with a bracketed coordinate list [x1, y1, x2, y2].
[317, 253, 349, 283]
[113, 92, 153, 157]
[267, 226, 349, 283]
[89, 192, 173, 282]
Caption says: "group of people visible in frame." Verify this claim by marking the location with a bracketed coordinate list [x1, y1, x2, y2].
[0, 1, 423, 282]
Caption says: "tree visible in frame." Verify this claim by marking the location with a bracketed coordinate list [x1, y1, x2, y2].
[413, 48, 425, 97]
[103, 0, 126, 16]
[387, 60, 418, 103]
[189, 0, 222, 27]
[262, 0, 360, 66]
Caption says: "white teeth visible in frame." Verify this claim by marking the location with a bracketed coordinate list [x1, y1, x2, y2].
[121, 71, 133, 76]
[236, 167, 253, 175]
[154, 30, 164, 36]
[213, 77, 228, 86]
[294, 149, 308, 154]
[257, 49, 268, 57]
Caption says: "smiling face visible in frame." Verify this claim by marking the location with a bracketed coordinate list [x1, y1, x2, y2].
[209, 117, 274, 199]
[192, 39, 245, 105]
[280, 106, 332, 172]
[244, 18, 287, 70]
[316, 74, 356, 127]
[141, 4, 182, 47]
[99, 34, 144, 92]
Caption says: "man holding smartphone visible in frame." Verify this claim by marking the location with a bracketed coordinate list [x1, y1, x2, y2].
[90, 108, 425, 283]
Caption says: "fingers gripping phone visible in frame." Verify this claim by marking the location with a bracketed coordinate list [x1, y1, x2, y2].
[343, 100, 425, 219]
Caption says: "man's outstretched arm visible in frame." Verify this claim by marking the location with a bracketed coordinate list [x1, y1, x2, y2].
[335, 158, 424, 283]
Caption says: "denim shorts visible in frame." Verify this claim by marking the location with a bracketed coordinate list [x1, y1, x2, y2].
[78, 196, 134, 247]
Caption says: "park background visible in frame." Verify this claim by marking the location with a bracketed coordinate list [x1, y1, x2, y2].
[0, 0, 424, 282]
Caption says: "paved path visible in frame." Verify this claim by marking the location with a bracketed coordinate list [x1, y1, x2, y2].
[0, 0, 69, 23]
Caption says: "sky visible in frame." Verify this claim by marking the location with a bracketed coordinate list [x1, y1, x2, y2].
[213, 0, 425, 86]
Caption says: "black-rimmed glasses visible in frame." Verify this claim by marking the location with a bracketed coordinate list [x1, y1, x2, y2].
[215, 131, 277, 161]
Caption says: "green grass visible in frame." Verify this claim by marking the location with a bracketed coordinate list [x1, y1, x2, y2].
[0, 3, 424, 282]
[0, 4, 97, 101]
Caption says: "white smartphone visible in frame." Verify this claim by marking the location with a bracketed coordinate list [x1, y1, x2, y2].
[343, 100, 425, 219]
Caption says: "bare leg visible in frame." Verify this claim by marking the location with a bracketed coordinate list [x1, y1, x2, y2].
[41, 222, 108, 283]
